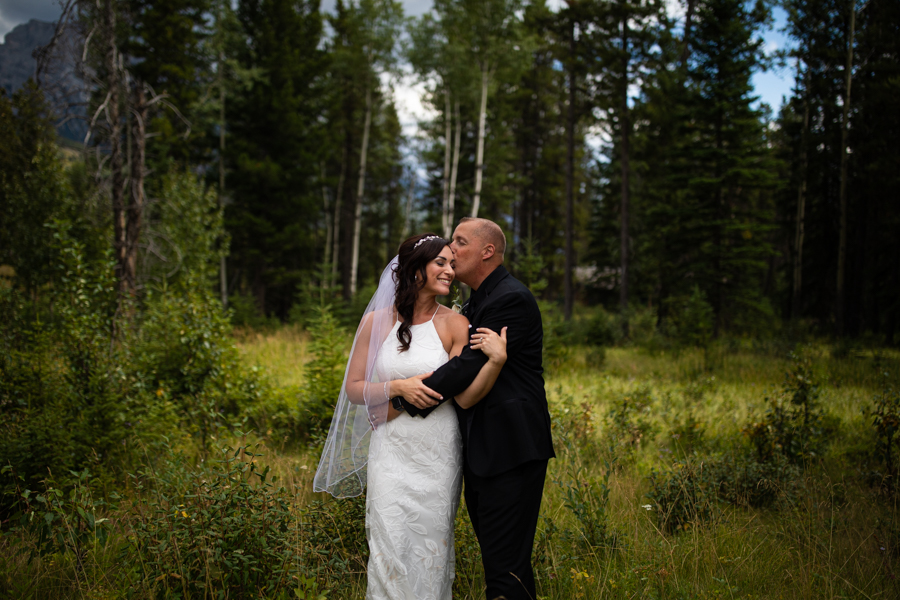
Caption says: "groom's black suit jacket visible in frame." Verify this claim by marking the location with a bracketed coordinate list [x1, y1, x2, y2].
[402, 265, 555, 478]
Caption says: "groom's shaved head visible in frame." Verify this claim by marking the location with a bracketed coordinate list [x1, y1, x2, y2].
[459, 217, 506, 258]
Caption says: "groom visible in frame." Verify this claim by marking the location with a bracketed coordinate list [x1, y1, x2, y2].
[397, 217, 555, 600]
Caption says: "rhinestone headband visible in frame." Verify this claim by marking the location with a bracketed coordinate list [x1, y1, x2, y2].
[413, 235, 442, 250]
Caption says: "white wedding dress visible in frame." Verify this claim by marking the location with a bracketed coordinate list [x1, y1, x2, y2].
[366, 314, 463, 600]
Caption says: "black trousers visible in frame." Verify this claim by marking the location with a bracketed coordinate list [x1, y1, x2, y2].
[463, 459, 548, 600]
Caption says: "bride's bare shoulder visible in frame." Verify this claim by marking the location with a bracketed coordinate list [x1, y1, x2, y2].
[435, 305, 468, 339]
[358, 307, 397, 333]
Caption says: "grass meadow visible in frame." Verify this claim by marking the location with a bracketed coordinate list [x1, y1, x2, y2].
[2, 324, 899, 599]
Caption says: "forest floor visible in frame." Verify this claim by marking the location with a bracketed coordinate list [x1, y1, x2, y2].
[3, 326, 899, 599]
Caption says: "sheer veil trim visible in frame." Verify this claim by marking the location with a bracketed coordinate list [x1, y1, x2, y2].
[313, 257, 399, 497]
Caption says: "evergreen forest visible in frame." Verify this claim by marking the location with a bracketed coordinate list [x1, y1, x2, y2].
[1, 0, 899, 597]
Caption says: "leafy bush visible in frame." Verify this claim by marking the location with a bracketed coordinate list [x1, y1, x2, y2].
[869, 369, 900, 492]
[302, 305, 349, 438]
[303, 494, 369, 593]
[605, 386, 656, 456]
[707, 451, 800, 509]
[647, 459, 716, 534]
[136, 277, 268, 453]
[668, 413, 707, 458]
[559, 458, 621, 550]
[744, 353, 831, 464]
[142, 170, 228, 285]
[0, 223, 154, 508]
[585, 306, 618, 347]
[539, 300, 570, 374]
[663, 285, 714, 349]
[122, 440, 307, 599]
[2, 466, 116, 563]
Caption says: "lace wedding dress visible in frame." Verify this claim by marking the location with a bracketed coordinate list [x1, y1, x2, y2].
[367, 314, 463, 600]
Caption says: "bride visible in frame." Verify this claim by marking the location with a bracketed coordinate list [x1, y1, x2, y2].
[314, 233, 507, 600]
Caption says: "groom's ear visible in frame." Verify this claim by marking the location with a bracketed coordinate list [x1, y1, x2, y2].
[481, 243, 496, 260]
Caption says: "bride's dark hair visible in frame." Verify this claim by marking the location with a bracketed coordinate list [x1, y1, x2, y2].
[394, 233, 450, 352]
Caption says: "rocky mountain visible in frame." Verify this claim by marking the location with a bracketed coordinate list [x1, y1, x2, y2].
[0, 19, 87, 141]
[0, 19, 57, 94]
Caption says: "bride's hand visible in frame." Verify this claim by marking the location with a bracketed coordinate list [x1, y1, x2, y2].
[392, 372, 442, 410]
[470, 327, 507, 365]
[370, 404, 403, 430]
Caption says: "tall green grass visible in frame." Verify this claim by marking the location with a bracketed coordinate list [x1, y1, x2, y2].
[2, 331, 898, 599]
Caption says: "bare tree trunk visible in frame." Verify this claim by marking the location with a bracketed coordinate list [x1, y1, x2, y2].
[619, 17, 631, 336]
[471, 67, 489, 218]
[331, 145, 346, 288]
[350, 83, 372, 297]
[218, 42, 228, 308]
[441, 90, 452, 238]
[563, 19, 575, 322]
[125, 80, 146, 297]
[836, 4, 855, 336]
[448, 99, 461, 232]
[321, 162, 333, 268]
[104, 0, 127, 300]
[792, 67, 809, 320]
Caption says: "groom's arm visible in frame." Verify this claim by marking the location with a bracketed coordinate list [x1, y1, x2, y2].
[403, 290, 532, 417]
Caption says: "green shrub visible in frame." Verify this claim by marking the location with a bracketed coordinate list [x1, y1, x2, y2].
[584, 306, 618, 347]
[122, 440, 307, 599]
[869, 369, 900, 492]
[558, 457, 621, 550]
[605, 386, 656, 455]
[539, 300, 570, 374]
[663, 285, 714, 350]
[647, 459, 716, 534]
[136, 277, 268, 453]
[289, 262, 344, 328]
[744, 352, 831, 465]
[302, 305, 349, 438]
[303, 494, 369, 591]
[1, 467, 115, 562]
[229, 291, 281, 330]
[707, 451, 800, 509]
[668, 412, 707, 458]
[0, 223, 154, 508]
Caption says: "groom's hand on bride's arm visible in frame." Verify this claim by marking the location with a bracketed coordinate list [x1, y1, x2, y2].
[393, 372, 442, 411]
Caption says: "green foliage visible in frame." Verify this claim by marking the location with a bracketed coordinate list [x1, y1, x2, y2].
[539, 300, 570, 374]
[289, 262, 345, 328]
[584, 306, 618, 347]
[513, 235, 549, 297]
[302, 306, 350, 437]
[745, 353, 830, 465]
[143, 170, 229, 285]
[647, 459, 717, 534]
[668, 413, 707, 458]
[605, 386, 656, 456]
[869, 369, 900, 492]
[0, 82, 68, 292]
[559, 457, 621, 551]
[122, 440, 305, 598]
[664, 285, 715, 349]
[303, 494, 369, 591]
[706, 451, 800, 509]
[0, 223, 147, 507]
[2, 467, 115, 561]
[137, 278, 267, 453]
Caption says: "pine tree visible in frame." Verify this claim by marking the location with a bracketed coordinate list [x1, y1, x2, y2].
[225, 0, 327, 317]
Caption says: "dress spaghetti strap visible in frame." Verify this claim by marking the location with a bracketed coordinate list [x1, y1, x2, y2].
[429, 304, 440, 321]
